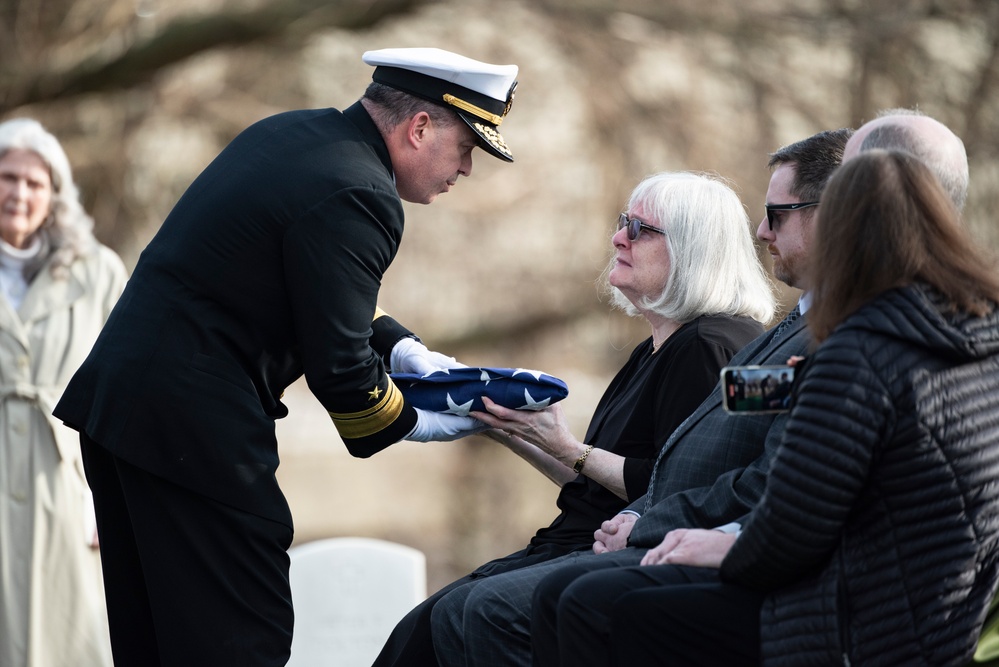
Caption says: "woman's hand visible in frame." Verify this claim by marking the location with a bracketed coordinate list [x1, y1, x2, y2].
[476, 396, 630, 500]
[593, 513, 637, 554]
[471, 396, 577, 465]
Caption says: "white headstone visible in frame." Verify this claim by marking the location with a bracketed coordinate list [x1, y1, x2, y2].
[287, 537, 427, 667]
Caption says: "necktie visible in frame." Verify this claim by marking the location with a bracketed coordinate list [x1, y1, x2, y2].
[644, 409, 702, 511]
[771, 304, 801, 342]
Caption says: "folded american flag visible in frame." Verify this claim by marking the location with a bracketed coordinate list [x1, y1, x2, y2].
[391, 367, 569, 416]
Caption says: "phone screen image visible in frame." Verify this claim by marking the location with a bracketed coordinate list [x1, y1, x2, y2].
[721, 365, 796, 414]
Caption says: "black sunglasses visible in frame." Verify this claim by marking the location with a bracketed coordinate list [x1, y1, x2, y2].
[765, 201, 820, 231]
[618, 213, 667, 241]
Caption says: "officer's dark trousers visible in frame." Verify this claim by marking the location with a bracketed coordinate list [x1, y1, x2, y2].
[81, 433, 294, 667]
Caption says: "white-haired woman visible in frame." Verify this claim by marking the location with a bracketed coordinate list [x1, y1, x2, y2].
[375, 171, 776, 666]
[0, 118, 126, 667]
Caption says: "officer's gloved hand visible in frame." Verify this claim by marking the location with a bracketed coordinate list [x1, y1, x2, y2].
[391, 337, 465, 376]
[405, 408, 489, 442]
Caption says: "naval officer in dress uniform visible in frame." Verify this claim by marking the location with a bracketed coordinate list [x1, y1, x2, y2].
[53, 47, 520, 667]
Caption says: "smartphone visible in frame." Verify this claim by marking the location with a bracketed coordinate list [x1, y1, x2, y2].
[721, 365, 796, 414]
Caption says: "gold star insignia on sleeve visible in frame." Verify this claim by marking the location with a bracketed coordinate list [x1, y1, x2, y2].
[368, 386, 383, 401]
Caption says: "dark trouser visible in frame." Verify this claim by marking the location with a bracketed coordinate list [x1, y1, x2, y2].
[81, 433, 294, 667]
[371, 574, 476, 667]
[532, 559, 763, 667]
[373, 543, 576, 667]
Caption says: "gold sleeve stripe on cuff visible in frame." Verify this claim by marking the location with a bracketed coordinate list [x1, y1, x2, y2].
[327, 378, 405, 440]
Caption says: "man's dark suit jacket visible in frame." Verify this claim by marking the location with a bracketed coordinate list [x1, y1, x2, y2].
[626, 315, 811, 547]
[54, 102, 419, 526]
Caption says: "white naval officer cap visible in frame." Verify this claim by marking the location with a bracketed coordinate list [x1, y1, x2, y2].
[362, 47, 519, 162]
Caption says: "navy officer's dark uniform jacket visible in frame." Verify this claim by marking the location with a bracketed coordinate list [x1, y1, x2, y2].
[54, 102, 420, 528]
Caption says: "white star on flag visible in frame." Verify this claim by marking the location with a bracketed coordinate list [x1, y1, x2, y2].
[518, 388, 551, 411]
[445, 392, 474, 416]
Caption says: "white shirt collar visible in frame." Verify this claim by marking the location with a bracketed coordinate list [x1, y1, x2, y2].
[798, 291, 813, 315]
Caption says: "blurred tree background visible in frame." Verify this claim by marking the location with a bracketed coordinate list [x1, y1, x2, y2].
[4, 0, 998, 590]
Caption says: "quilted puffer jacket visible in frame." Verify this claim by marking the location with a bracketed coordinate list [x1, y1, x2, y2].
[721, 284, 999, 666]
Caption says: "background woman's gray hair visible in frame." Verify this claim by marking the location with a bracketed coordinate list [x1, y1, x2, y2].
[0, 118, 97, 281]
[604, 171, 776, 324]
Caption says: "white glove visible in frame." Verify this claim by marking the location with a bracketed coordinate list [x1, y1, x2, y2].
[405, 408, 489, 442]
[391, 337, 465, 375]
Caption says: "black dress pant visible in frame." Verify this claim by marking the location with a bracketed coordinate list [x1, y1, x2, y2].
[532, 559, 763, 666]
[371, 574, 476, 666]
[81, 433, 294, 667]
[373, 543, 575, 666]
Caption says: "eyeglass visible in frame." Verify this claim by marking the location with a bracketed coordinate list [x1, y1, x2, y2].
[765, 201, 820, 231]
[618, 213, 667, 241]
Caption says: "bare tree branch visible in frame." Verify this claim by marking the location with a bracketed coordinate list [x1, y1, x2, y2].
[0, 0, 434, 112]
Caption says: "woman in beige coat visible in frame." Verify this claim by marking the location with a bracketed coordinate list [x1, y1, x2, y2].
[0, 118, 127, 667]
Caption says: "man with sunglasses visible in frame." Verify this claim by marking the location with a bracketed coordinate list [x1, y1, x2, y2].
[429, 128, 853, 667]
[758, 130, 851, 295]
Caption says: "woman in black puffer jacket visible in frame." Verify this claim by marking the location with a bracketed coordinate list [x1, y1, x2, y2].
[718, 149, 999, 666]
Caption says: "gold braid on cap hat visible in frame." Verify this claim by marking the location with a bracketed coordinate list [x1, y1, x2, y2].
[472, 123, 510, 155]
[443, 94, 505, 126]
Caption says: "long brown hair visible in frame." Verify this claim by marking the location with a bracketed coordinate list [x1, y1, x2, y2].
[808, 150, 999, 342]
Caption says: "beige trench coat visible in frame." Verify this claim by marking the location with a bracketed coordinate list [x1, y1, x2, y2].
[0, 244, 127, 667]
